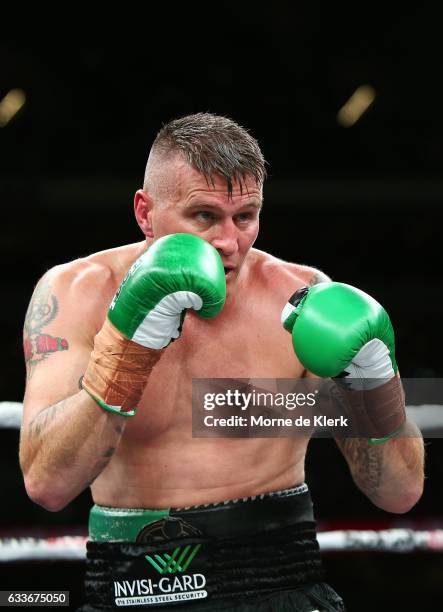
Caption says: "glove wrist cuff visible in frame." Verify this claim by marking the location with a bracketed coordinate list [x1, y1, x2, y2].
[82, 318, 164, 414]
[82, 386, 137, 417]
[335, 376, 406, 439]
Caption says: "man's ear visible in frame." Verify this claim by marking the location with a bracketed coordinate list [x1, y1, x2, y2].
[134, 189, 154, 238]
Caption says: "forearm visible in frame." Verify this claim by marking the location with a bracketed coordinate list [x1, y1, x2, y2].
[20, 390, 126, 511]
[336, 419, 425, 513]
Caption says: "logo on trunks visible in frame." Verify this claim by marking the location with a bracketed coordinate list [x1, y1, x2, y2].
[135, 516, 203, 544]
[145, 543, 201, 574]
[113, 540, 207, 606]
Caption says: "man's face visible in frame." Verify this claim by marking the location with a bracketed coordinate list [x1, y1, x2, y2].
[144, 157, 262, 288]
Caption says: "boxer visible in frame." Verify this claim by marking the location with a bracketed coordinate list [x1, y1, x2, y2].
[20, 113, 423, 611]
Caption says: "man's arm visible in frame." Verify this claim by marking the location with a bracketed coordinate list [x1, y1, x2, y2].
[21, 234, 226, 513]
[20, 263, 127, 511]
[335, 419, 424, 513]
[282, 273, 425, 513]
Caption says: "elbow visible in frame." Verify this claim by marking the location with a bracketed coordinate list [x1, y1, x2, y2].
[375, 484, 424, 514]
[23, 475, 70, 513]
[19, 442, 72, 512]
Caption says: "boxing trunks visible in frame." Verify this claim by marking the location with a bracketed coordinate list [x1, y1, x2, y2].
[79, 484, 345, 611]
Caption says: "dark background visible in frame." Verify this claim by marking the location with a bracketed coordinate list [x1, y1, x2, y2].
[1, 5, 442, 610]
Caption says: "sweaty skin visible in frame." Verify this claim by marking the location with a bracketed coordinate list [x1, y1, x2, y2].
[91, 247, 312, 508]
[20, 156, 424, 512]
[21, 162, 316, 509]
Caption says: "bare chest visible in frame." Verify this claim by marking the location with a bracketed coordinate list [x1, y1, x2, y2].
[125, 304, 303, 440]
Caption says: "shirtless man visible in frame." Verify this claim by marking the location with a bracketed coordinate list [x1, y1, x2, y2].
[20, 113, 424, 611]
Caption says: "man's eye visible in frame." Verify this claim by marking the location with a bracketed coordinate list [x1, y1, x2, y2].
[195, 211, 214, 222]
[236, 213, 252, 223]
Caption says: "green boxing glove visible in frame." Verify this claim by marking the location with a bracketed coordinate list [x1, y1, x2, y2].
[281, 282, 405, 442]
[83, 233, 226, 416]
[109, 233, 226, 348]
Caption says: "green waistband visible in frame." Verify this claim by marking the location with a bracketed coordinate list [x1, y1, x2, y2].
[89, 485, 311, 543]
[89, 505, 171, 542]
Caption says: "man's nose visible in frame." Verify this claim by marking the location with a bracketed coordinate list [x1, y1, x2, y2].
[210, 218, 239, 256]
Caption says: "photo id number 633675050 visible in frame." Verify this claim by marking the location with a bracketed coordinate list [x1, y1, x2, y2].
[0, 591, 69, 607]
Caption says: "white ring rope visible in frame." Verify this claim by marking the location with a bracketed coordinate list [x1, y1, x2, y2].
[1, 402, 23, 429]
[0, 536, 88, 561]
[1, 529, 443, 562]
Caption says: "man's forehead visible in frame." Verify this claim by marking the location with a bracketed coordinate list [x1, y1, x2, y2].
[171, 157, 262, 203]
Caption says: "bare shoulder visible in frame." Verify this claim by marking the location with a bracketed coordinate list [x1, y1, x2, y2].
[26, 257, 112, 332]
[24, 242, 145, 343]
[248, 249, 331, 296]
[23, 242, 145, 387]
[44, 256, 112, 296]
[29, 242, 145, 311]
[23, 261, 105, 364]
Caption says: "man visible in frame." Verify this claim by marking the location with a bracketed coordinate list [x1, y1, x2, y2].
[20, 113, 424, 611]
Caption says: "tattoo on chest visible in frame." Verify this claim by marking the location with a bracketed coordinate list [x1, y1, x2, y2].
[23, 278, 69, 378]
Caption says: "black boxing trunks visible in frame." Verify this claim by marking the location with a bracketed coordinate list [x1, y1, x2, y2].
[79, 484, 345, 611]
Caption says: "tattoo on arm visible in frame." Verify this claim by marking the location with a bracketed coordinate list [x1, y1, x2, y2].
[103, 446, 116, 459]
[28, 401, 64, 438]
[86, 447, 116, 487]
[23, 277, 69, 379]
[336, 438, 383, 498]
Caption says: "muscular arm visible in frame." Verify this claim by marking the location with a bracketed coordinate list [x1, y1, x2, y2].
[21, 388, 126, 512]
[20, 265, 127, 512]
[301, 268, 424, 512]
[335, 420, 424, 513]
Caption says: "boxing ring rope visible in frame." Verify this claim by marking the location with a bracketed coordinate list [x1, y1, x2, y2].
[1, 529, 443, 562]
[2, 401, 442, 562]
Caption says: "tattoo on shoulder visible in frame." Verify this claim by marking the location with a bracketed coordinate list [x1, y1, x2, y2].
[23, 277, 69, 379]
[309, 269, 331, 286]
